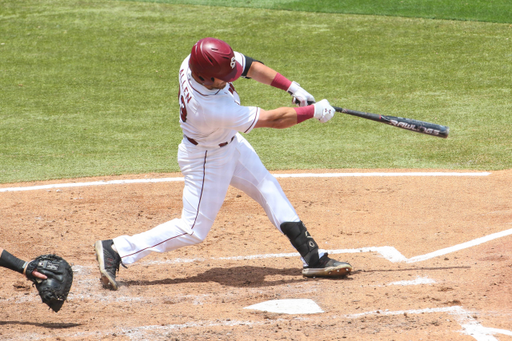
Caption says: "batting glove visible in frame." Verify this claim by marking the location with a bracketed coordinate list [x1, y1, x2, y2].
[288, 81, 315, 107]
[313, 99, 335, 123]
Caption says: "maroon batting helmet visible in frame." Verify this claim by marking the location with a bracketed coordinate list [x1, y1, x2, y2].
[189, 38, 243, 86]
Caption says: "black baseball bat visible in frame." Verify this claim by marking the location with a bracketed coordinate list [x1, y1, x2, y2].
[332, 106, 449, 138]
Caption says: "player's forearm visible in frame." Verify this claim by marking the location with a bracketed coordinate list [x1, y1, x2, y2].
[246, 61, 298, 92]
[0, 249, 27, 274]
[246, 61, 316, 109]
[246, 61, 279, 86]
[255, 105, 316, 129]
[255, 107, 297, 129]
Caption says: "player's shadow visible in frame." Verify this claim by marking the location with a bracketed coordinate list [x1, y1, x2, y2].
[122, 265, 351, 288]
[0, 320, 81, 329]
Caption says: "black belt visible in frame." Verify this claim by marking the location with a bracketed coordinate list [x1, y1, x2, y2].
[185, 135, 234, 147]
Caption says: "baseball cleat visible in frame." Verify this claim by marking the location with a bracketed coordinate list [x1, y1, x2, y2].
[94, 240, 122, 290]
[302, 254, 352, 278]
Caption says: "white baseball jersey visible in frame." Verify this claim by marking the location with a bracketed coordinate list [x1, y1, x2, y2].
[179, 52, 259, 148]
[113, 52, 301, 265]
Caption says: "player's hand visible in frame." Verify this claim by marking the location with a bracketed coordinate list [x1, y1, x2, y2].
[313, 99, 335, 123]
[24, 265, 47, 280]
[288, 81, 315, 107]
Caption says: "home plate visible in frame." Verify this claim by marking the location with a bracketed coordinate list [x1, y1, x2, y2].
[244, 299, 324, 314]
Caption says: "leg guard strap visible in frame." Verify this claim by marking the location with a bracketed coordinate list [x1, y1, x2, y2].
[280, 221, 319, 266]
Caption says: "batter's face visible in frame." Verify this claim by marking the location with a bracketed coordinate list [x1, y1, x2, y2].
[206, 78, 227, 90]
[191, 72, 227, 90]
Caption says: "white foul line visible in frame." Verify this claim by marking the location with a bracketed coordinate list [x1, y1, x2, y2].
[0, 171, 491, 193]
[274, 172, 491, 178]
[0, 177, 185, 193]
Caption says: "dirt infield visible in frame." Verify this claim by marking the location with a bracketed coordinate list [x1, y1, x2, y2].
[1, 169, 511, 340]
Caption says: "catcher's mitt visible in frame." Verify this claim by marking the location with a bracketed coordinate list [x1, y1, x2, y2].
[25, 254, 73, 313]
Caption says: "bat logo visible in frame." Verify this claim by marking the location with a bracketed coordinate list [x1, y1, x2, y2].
[333, 105, 448, 138]
[390, 119, 418, 131]
[390, 120, 441, 136]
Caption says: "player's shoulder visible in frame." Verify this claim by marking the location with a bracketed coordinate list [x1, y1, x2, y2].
[180, 55, 191, 71]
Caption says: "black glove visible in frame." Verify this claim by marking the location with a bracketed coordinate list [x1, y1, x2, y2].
[25, 254, 73, 312]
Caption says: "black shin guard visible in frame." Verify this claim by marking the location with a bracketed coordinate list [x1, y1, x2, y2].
[280, 221, 319, 266]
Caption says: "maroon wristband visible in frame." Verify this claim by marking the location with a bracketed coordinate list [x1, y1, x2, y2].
[270, 73, 292, 91]
[294, 105, 315, 123]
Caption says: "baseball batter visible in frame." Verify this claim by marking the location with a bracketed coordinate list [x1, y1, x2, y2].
[95, 37, 352, 290]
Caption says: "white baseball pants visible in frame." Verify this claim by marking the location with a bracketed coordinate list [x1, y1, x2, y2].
[114, 134, 300, 265]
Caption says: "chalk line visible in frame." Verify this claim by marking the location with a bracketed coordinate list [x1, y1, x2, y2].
[97, 227, 512, 268]
[406, 228, 512, 263]
[185, 227, 512, 264]
[388, 276, 436, 286]
[274, 172, 491, 178]
[0, 177, 185, 193]
[0, 171, 491, 193]
[2, 305, 508, 341]
[244, 299, 324, 314]
[341, 306, 509, 341]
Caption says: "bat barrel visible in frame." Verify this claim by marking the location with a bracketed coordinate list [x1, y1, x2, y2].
[333, 106, 449, 138]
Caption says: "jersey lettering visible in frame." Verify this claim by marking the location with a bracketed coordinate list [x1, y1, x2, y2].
[179, 91, 188, 122]
[178, 68, 192, 122]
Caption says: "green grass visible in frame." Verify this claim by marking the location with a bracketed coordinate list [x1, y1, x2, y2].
[1, 0, 511, 183]
[128, 0, 512, 23]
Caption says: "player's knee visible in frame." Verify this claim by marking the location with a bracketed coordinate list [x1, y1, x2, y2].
[189, 232, 206, 244]
[176, 215, 216, 246]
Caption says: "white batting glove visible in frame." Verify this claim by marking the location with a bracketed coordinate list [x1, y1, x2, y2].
[313, 99, 335, 123]
[287, 81, 315, 107]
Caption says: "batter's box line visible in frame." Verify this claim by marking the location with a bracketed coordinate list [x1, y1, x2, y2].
[65, 228, 512, 272]
[141, 227, 512, 266]
[340, 306, 512, 341]
[193, 227, 512, 265]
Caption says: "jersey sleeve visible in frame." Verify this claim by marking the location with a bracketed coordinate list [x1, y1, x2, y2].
[234, 51, 263, 79]
[234, 52, 245, 71]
